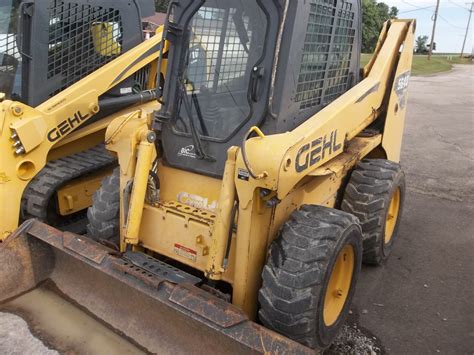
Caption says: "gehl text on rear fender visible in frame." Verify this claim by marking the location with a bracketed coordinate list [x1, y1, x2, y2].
[295, 130, 343, 173]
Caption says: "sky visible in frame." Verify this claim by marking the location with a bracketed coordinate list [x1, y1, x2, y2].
[383, 0, 473, 53]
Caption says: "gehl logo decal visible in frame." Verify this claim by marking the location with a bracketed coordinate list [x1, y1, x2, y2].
[47, 111, 90, 142]
[295, 130, 342, 173]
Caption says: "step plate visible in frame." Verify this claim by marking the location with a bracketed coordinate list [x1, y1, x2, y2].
[121, 251, 201, 286]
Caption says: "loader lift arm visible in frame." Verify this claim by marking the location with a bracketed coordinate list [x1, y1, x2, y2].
[0, 28, 166, 239]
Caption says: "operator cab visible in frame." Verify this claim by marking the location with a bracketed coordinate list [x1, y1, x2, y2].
[157, 0, 361, 177]
[0, 0, 155, 106]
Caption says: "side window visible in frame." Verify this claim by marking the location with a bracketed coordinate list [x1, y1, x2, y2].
[186, 6, 253, 93]
[295, 0, 356, 110]
[0, 0, 21, 100]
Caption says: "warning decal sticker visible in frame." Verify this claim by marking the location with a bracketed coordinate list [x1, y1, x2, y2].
[174, 243, 197, 262]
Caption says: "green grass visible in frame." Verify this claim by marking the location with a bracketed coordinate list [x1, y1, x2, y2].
[361, 54, 472, 76]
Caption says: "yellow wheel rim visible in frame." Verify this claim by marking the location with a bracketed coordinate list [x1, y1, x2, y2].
[323, 244, 355, 327]
[384, 188, 401, 244]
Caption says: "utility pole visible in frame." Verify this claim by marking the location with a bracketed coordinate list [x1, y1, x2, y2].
[428, 0, 441, 61]
[460, 2, 474, 58]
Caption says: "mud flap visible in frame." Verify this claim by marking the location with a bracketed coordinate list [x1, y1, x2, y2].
[0, 220, 313, 354]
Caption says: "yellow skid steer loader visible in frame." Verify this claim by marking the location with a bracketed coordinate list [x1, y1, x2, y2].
[0, 0, 167, 238]
[1, 0, 415, 352]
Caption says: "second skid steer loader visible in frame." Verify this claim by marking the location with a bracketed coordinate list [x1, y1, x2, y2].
[0, 0, 165, 238]
[0, 0, 415, 352]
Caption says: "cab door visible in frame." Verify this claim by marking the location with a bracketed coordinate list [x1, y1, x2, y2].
[159, 0, 281, 178]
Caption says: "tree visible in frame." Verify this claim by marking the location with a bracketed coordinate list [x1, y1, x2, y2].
[155, 0, 169, 12]
[415, 35, 429, 54]
[362, 0, 398, 53]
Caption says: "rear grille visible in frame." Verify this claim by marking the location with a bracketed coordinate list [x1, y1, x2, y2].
[295, 0, 356, 110]
[325, 1, 356, 103]
[47, 0, 124, 96]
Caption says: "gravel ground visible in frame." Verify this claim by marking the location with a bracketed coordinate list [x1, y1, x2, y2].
[326, 324, 381, 355]
[0, 313, 58, 355]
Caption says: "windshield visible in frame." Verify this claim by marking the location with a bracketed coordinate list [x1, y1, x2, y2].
[0, 0, 21, 100]
[173, 0, 268, 141]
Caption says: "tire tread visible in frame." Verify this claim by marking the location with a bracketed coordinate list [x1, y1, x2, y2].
[86, 168, 120, 242]
[341, 158, 405, 265]
[258, 205, 361, 348]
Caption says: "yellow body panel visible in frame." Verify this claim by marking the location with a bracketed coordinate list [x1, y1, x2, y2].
[139, 203, 215, 271]
[57, 167, 114, 216]
[157, 163, 221, 207]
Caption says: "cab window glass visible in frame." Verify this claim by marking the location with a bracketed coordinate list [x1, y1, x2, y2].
[174, 0, 268, 140]
[0, 0, 21, 100]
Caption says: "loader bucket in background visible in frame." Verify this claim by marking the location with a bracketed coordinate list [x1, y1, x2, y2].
[0, 220, 313, 354]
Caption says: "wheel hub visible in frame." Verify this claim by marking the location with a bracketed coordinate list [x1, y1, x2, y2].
[384, 187, 401, 244]
[323, 244, 355, 326]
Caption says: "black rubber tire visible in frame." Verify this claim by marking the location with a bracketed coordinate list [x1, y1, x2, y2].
[341, 159, 405, 265]
[258, 205, 363, 349]
[86, 168, 120, 243]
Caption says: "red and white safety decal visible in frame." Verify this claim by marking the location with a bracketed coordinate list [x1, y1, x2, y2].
[174, 243, 197, 262]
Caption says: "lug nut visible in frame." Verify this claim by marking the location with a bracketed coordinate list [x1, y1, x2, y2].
[13, 141, 22, 148]
[15, 146, 26, 155]
[10, 132, 18, 140]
